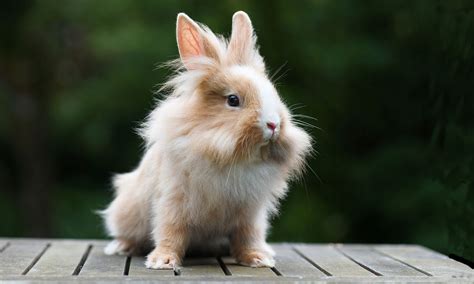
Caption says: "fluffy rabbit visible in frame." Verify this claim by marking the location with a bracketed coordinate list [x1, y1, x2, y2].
[102, 11, 312, 269]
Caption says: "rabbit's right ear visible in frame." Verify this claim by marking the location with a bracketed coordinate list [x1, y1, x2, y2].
[177, 13, 218, 70]
[227, 11, 257, 65]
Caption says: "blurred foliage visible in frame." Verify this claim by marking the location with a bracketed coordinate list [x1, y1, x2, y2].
[0, 0, 472, 260]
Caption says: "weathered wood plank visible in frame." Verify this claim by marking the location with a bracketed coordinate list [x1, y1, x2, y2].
[0, 275, 468, 283]
[376, 245, 474, 278]
[337, 245, 425, 276]
[79, 244, 127, 276]
[294, 244, 376, 277]
[180, 257, 225, 276]
[0, 242, 48, 275]
[26, 241, 89, 276]
[273, 244, 327, 277]
[128, 256, 173, 276]
[220, 257, 276, 277]
[0, 239, 472, 282]
[0, 238, 107, 245]
[0, 241, 8, 252]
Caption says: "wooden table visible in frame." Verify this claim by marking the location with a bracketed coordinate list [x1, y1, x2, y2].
[0, 238, 472, 283]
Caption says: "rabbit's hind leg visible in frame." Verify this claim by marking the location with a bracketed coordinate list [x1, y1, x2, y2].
[102, 172, 151, 255]
[104, 238, 135, 255]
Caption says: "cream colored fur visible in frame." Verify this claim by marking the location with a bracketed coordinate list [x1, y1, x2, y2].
[102, 11, 312, 269]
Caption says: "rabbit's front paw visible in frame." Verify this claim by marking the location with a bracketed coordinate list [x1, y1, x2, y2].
[235, 250, 275, 268]
[145, 248, 181, 269]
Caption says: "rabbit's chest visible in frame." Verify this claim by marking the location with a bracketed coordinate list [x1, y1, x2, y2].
[183, 162, 280, 227]
[192, 162, 279, 201]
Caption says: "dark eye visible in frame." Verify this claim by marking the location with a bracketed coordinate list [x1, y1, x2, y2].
[227, 94, 240, 107]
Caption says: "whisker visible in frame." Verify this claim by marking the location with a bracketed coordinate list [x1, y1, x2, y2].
[289, 104, 306, 111]
[292, 115, 320, 130]
[293, 120, 321, 130]
[308, 166, 322, 184]
[292, 114, 319, 121]
[270, 61, 288, 83]
[292, 118, 320, 127]
[272, 68, 289, 84]
[301, 170, 311, 208]
[303, 159, 322, 184]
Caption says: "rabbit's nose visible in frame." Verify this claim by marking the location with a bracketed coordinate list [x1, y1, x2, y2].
[267, 122, 277, 131]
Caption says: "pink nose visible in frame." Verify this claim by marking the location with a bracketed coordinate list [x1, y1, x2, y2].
[266, 122, 277, 131]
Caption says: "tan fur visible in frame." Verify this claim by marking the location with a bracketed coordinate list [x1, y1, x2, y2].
[102, 11, 312, 269]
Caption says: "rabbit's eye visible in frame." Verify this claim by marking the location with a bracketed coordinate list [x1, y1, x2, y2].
[227, 94, 240, 107]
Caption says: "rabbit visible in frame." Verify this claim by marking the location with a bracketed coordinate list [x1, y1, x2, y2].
[101, 11, 312, 269]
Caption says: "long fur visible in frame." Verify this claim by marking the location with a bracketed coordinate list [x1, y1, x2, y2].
[102, 11, 312, 269]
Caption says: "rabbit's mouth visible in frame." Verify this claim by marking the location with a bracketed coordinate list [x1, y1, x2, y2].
[262, 128, 280, 143]
[260, 133, 280, 148]
[270, 129, 280, 142]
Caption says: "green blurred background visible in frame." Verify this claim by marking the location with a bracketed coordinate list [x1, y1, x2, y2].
[0, 0, 472, 260]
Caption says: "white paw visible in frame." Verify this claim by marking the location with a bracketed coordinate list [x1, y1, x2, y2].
[145, 250, 180, 270]
[251, 255, 275, 268]
[236, 250, 276, 268]
[104, 239, 129, 255]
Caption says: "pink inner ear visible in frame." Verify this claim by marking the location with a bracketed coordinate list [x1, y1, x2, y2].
[178, 23, 203, 61]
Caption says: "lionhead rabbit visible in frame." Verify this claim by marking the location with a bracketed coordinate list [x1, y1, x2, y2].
[102, 11, 312, 269]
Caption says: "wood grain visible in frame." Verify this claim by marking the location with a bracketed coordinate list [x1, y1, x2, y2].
[220, 257, 276, 277]
[79, 244, 127, 277]
[180, 257, 225, 276]
[376, 245, 474, 278]
[26, 241, 89, 276]
[294, 244, 376, 277]
[0, 241, 8, 252]
[0, 242, 48, 275]
[128, 256, 173, 276]
[273, 244, 327, 277]
[337, 244, 425, 276]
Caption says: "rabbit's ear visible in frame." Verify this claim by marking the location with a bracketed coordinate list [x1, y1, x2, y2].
[177, 13, 218, 70]
[228, 11, 256, 64]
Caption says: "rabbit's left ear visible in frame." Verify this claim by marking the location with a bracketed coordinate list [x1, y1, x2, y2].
[227, 11, 257, 64]
[177, 13, 219, 70]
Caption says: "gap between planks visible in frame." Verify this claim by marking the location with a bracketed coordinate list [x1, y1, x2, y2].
[373, 247, 432, 276]
[0, 242, 10, 253]
[72, 244, 93, 275]
[333, 246, 382, 276]
[292, 246, 332, 276]
[123, 256, 131, 276]
[22, 243, 51, 275]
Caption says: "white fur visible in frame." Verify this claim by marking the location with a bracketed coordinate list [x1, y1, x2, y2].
[228, 66, 282, 141]
[104, 240, 127, 255]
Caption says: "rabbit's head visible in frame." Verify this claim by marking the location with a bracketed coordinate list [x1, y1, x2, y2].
[158, 12, 311, 175]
